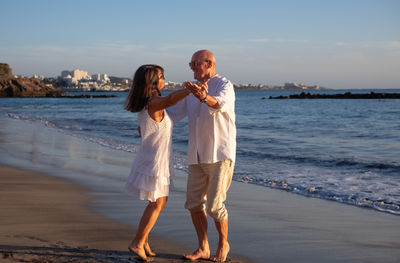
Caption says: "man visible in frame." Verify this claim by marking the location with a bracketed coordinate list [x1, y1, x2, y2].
[168, 50, 236, 262]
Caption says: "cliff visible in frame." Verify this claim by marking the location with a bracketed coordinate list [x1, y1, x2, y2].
[0, 77, 62, 97]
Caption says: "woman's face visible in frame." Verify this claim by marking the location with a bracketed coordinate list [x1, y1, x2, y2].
[157, 69, 165, 90]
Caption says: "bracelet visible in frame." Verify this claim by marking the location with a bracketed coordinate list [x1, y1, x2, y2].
[200, 93, 208, 103]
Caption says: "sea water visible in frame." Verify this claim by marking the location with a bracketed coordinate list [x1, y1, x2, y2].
[1, 89, 399, 215]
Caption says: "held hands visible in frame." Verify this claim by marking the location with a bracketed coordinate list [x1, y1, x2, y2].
[184, 81, 208, 101]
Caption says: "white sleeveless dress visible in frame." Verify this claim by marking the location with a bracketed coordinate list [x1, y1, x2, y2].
[125, 108, 174, 202]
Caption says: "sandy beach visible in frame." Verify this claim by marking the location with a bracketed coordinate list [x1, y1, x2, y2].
[1, 116, 400, 263]
[1, 164, 137, 262]
[0, 164, 250, 263]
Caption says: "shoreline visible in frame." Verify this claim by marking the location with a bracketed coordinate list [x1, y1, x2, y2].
[0, 116, 400, 262]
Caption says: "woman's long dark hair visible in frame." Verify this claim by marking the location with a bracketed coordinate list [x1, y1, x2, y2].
[124, 64, 164, 112]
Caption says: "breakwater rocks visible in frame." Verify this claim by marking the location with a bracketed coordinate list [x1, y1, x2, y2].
[60, 94, 117, 98]
[269, 91, 400, 99]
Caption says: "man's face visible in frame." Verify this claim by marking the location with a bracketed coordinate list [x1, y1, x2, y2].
[189, 54, 209, 81]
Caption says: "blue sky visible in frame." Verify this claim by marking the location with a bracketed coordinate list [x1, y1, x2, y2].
[2, 0, 399, 89]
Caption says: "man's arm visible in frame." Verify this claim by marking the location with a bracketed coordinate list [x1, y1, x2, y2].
[185, 82, 221, 109]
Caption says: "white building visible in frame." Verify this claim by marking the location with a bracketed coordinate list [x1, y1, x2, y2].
[63, 74, 77, 85]
[92, 73, 110, 83]
[72, 69, 91, 81]
[33, 74, 44, 80]
[61, 69, 92, 86]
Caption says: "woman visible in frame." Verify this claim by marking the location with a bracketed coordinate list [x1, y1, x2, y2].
[124, 64, 190, 261]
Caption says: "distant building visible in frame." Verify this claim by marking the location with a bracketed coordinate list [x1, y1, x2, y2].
[58, 69, 125, 91]
[164, 81, 183, 90]
[61, 70, 71, 78]
[60, 69, 91, 86]
[283, 82, 322, 90]
[92, 73, 110, 83]
[72, 69, 90, 81]
[33, 74, 44, 80]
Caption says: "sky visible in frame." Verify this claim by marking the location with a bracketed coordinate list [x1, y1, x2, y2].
[1, 0, 399, 89]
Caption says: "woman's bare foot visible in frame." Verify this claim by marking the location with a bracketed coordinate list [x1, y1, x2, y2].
[212, 241, 230, 262]
[144, 242, 156, 256]
[128, 245, 150, 262]
[183, 248, 210, 261]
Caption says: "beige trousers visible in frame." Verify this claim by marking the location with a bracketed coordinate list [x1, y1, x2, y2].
[185, 159, 234, 222]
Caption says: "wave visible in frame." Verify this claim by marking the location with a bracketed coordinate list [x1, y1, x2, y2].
[236, 147, 400, 174]
[234, 172, 400, 215]
[5, 112, 58, 128]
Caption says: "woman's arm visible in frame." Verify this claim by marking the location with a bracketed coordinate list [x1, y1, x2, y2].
[148, 88, 190, 114]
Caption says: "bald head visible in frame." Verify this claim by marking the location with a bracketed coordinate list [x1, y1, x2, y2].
[193, 50, 216, 66]
[190, 49, 217, 82]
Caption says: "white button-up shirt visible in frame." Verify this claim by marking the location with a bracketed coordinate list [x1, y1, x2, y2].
[168, 74, 236, 165]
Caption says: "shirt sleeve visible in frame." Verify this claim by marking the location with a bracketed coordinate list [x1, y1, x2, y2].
[209, 78, 235, 113]
[166, 97, 187, 123]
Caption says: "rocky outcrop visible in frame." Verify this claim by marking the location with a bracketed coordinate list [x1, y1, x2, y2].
[0, 63, 61, 97]
[0, 77, 62, 97]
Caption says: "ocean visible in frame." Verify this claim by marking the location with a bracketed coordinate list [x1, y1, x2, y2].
[1, 89, 399, 215]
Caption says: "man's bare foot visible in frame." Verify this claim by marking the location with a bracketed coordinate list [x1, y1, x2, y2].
[144, 242, 156, 256]
[183, 248, 210, 261]
[212, 241, 230, 262]
[128, 245, 151, 262]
